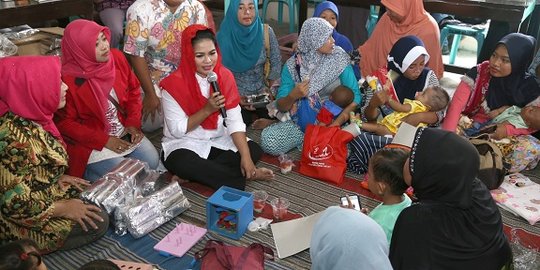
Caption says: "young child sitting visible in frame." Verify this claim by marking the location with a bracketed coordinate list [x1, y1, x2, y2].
[0, 239, 46, 270]
[353, 85, 450, 136]
[316, 85, 354, 125]
[365, 147, 412, 243]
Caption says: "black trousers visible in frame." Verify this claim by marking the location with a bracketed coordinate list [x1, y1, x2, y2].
[241, 107, 272, 126]
[163, 140, 263, 190]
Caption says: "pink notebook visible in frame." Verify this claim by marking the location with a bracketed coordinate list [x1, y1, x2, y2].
[154, 223, 207, 257]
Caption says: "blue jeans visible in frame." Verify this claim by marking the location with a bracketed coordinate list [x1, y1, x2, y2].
[84, 137, 160, 181]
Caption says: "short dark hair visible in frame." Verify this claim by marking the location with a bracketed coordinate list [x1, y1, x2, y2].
[78, 259, 121, 270]
[0, 239, 41, 270]
[331, 85, 354, 108]
[425, 85, 450, 112]
[369, 148, 409, 195]
[191, 29, 217, 47]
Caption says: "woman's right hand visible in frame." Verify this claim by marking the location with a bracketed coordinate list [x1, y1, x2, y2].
[54, 199, 105, 232]
[105, 136, 132, 154]
[142, 94, 161, 123]
[370, 90, 389, 107]
[487, 105, 510, 119]
[289, 80, 310, 100]
[204, 92, 226, 114]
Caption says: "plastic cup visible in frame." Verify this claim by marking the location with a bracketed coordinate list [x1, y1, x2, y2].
[252, 190, 268, 213]
[270, 197, 290, 220]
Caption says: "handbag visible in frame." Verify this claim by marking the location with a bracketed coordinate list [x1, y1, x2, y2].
[108, 93, 127, 118]
[469, 138, 508, 189]
[194, 240, 274, 270]
[299, 124, 354, 184]
[263, 23, 271, 86]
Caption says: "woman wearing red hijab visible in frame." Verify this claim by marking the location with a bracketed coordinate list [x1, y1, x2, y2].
[0, 56, 108, 253]
[55, 19, 159, 181]
[159, 24, 274, 190]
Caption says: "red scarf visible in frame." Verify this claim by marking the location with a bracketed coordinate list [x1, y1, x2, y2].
[61, 19, 115, 126]
[463, 61, 491, 116]
[160, 24, 240, 130]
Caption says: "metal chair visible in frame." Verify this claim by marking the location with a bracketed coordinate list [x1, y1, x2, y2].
[439, 22, 488, 65]
[262, 0, 297, 33]
[262, 0, 323, 33]
[366, 5, 379, 37]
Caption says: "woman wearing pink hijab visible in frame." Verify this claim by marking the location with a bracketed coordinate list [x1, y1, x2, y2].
[358, 0, 444, 79]
[55, 19, 159, 181]
[0, 56, 108, 253]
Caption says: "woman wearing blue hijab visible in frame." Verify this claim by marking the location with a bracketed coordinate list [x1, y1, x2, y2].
[311, 206, 393, 270]
[313, 1, 360, 79]
[217, 0, 282, 128]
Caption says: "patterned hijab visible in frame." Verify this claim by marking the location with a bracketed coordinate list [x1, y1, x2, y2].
[312, 1, 352, 52]
[217, 0, 263, 73]
[387, 35, 431, 101]
[286, 17, 349, 96]
[390, 128, 511, 269]
[61, 19, 115, 117]
[0, 56, 63, 141]
[160, 24, 240, 130]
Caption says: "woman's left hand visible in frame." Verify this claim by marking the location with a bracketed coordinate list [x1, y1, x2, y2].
[240, 157, 257, 180]
[125, 126, 144, 144]
[58, 174, 90, 192]
[401, 113, 424, 127]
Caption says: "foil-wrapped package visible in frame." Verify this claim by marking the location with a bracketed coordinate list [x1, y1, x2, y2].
[0, 34, 17, 57]
[2, 26, 40, 40]
[80, 158, 190, 238]
[126, 181, 191, 238]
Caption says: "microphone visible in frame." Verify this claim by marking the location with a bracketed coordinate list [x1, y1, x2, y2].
[207, 71, 227, 118]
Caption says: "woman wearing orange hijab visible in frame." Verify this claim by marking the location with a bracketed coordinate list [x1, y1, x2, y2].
[358, 0, 444, 79]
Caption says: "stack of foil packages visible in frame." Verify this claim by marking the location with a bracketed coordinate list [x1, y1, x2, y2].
[81, 159, 190, 238]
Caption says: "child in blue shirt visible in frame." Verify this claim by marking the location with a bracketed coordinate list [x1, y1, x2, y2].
[316, 85, 354, 125]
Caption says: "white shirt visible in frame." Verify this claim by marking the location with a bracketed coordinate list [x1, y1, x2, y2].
[161, 73, 246, 160]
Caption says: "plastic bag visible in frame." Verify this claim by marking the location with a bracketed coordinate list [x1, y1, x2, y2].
[278, 154, 294, 174]
[0, 34, 17, 57]
[510, 229, 539, 270]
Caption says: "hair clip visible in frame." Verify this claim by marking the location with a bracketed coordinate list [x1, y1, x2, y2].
[20, 252, 29, 260]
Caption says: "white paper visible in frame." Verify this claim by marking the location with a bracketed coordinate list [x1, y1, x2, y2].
[391, 122, 418, 148]
[270, 212, 323, 259]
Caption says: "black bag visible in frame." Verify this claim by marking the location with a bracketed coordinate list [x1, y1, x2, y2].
[469, 138, 508, 189]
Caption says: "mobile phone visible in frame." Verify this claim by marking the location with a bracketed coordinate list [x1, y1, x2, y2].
[245, 93, 271, 108]
[340, 195, 361, 211]
[120, 133, 132, 142]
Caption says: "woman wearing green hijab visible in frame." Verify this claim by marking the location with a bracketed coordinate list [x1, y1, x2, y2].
[217, 0, 282, 129]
